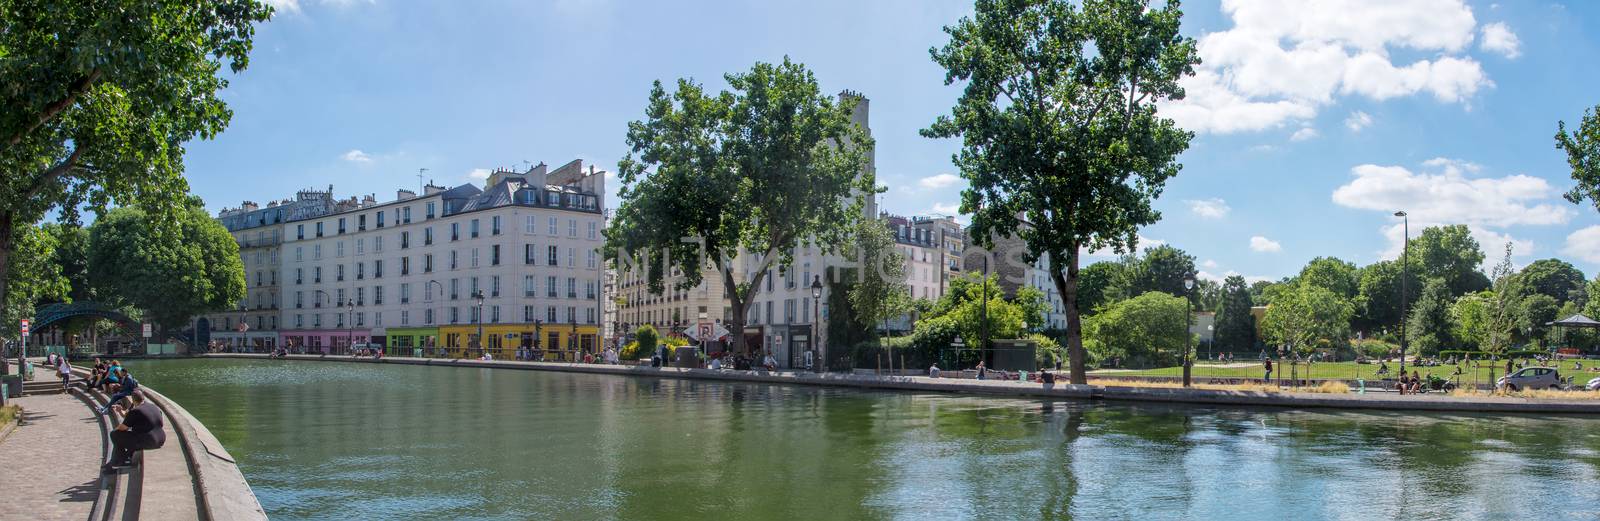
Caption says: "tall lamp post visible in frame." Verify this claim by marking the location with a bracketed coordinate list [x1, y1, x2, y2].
[811, 275, 823, 373]
[472, 290, 485, 359]
[1183, 277, 1195, 387]
[1395, 210, 1409, 381]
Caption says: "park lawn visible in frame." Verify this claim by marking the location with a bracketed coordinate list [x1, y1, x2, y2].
[1092, 361, 1600, 385]
[0, 404, 16, 428]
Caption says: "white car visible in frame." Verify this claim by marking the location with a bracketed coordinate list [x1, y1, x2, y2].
[1586, 376, 1600, 392]
[1497, 367, 1564, 391]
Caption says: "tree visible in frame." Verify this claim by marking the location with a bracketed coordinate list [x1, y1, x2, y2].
[1075, 261, 1126, 314]
[1406, 279, 1454, 355]
[1127, 245, 1198, 299]
[87, 206, 245, 329]
[847, 218, 912, 367]
[1355, 260, 1418, 333]
[1556, 104, 1600, 214]
[1260, 283, 1354, 356]
[1298, 257, 1359, 299]
[2, 226, 68, 337]
[1481, 243, 1521, 356]
[1450, 292, 1491, 351]
[1082, 291, 1189, 368]
[920, 273, 1036, 345]
[42, 223, 95, 302]
[1408, 225, 1489, 296]
[1214, 275, 1256, 352]
[923, 0, 1199, 384]
[1517, 293, 1559, 348]
[605, 58, 874, 357]
[1514, 258, 1586, 306]
[0, 1, 272, 324]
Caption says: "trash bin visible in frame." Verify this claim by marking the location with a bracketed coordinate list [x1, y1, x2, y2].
[0, 374, 21, 398]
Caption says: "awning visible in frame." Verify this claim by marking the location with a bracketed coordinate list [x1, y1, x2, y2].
[1547, 314, 1600, 328]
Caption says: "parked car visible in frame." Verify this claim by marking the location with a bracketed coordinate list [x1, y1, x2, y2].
[1497, 367, 1564, 391]
[1586, 376, 1600, 392]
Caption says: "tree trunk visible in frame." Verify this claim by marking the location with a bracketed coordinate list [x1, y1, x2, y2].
[1052, 247, 1087, 384]
[721, 262, 768, 358]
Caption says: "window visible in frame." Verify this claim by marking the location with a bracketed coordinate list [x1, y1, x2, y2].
[491, 305, 500, 323]
[568, 219, 577, 237]
[313, 244, 322, 260]
[567, 247, 574, 267]
[470, 219, 480, 238]
[337, 288, 346, 306]
[314, 266, 322, 284]
[451, 223, 460, 241]
[401, 283, 411, 304]
[470, 249, 479, 268]
[316, 222, 324, 237]
[587, 221, 597, 240]
[401, 257, 410, 275]
[424, 254, 434, 273]
[586, 281, 595, 299]
[524, 215, 536, 234]
[491, 245, 501, 266]
[425, 227, 434, 245]
[567, 278, 576, 298]
[297, 224, 305, 240]
[356, 238, 364, 255]
[337, 241, 345, 258]
[567, 306, 576, 324]
[547, 306, 557, 322]
[450, 251, 458, 270]
[424, 308, 434, 325]
[548, 217, 558, 235]
[338, 217, 346, 234]
[524, 275, 536, 297]
[492, 216, 501, 235]
[586, 307, 595, 324]
[525, 244, 535, 265]
[401, 231, 410, 249]
[524, 305, 535, 322]
[377, 212, 385, 228]
[587, 250, 597, 269]
[296, 314, 304, 328]
[451, 279, 460, 300]
[491, 275, 500, 298]
[547, 276, 557, 298]
[470, 276, 479, 296]
[296, 246, 303, 262]
[450, 307, 459, 324]
[373, 235, 383, 253]
[295, 268, 303, 284]
[403, 206, 412, 223]
[356, 262, 365, 280]
[401, 310, 409, 326]
[358, 214, 366, 231]
[426, 202, 436, 219]
[374, 260, 384, 278]
[548, 245, 558, 266]
[296, 291, 304, 309]
[374, 286, 384, 305]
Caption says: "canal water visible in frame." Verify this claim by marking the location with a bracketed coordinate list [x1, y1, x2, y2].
[127, 358, 1600, 520]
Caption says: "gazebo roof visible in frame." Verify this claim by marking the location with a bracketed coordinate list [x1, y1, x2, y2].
[1547, 314, 1600, 328]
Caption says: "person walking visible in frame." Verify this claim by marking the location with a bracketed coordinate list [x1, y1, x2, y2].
[103, 391, 166, 473]
[57, 356, 72, 391]
[976, 361, 988, 381]
[1263, 357, 1274, 382]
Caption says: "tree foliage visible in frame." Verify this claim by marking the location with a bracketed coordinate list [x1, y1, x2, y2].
[1, 225, 68, 336]
[1299, 256, 1359, 299]
[1214, 275, 1256, 352]
[1260, 283, 1353, 355]
[87, 206, 245, 329]
[1408, 225, 1489, 296]
[605, 58, 874, 356]
[923, 0, 1198, 383]
[1514, 258, 1586, 306]
[1075, 261, 1126, 314]
[1557, 104, 1600, 213]
[1082, 291, 1189, 368]
[0, 0, 272, 325]
[1125, 245, 1198, 299]
[1406, 278, 1454, 355]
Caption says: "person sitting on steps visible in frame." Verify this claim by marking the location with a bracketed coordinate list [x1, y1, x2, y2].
[103, 391, 166, 473]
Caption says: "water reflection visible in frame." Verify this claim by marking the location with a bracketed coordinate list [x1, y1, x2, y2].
[128, 359, 1600, 520]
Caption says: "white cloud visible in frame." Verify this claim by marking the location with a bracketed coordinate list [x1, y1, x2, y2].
[1162, 0, 1492, 133]
[1331, 159, 1570, 227]
[1290, 127, 1319, 141]
[1479, 22, 1522, 59]
[1197, 270, 1226, 283]
[1250, 235, 1283, 253]
[1379, 222, 1532, 262]
[341, 149, 372, 163]
[919, 173, 962, 190]
[1186, 198, 1232, 219]
[1562, 226, 1600, 264]
[265, 0, 373, 14]
[931, 202, 961, 215]
[467, 168, 492, 180]
[1345, 111, 1373, 132]
[1202, 259, 1219, 269]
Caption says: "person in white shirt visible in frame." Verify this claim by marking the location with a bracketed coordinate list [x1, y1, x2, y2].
[762, 353, 778, 371]
[710, 357, 722, 370]
[929, 363, 941, 378]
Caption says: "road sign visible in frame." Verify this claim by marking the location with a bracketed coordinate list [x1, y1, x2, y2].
[19, 319, 28, 335]
[142, 323, 152, 338]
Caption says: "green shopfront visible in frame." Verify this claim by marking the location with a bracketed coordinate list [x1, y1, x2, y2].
[384, 326, 438, 357]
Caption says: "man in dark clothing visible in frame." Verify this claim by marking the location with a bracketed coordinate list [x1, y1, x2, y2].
[103, 391, 166, 472]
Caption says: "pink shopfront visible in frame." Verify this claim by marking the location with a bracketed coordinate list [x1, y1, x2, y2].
[278, 329, 374, 354]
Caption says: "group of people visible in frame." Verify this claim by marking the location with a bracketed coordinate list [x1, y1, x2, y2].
[87, 359, 143, 414]
[66, 356, 167, 473]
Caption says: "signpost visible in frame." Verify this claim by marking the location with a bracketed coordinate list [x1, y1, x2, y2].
[20, 319, 29, 358]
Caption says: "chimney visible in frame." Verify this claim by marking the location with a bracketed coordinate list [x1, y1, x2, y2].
[397, 189, 416, 201]
[424, 182, 445, 196]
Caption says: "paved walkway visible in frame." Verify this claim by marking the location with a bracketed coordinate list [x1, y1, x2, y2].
[0, 369, 100, 521]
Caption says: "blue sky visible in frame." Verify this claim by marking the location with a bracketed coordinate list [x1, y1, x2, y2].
[182, 0, 1600, 283]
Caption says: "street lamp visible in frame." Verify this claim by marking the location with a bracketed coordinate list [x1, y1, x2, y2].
[473, 290, 485, 359]
[1396, 210, 1409, 380]
[1183, 277, 1195, 387]
[811, 275, 823, 373]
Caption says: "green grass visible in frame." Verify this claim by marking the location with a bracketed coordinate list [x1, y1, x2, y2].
[1092, 360, 1600, 384]
[0, 404, 17, 428]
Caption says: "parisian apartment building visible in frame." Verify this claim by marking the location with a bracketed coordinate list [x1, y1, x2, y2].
[199, 159, 607, 357]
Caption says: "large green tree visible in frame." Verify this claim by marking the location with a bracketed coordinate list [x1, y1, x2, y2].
[0, 0, 271, 322]
[2, 226, 68, 336]
[1082, 291, 1188, 368]
[605, 58, 874, 357]
[923, 0, 1199, 384]
[1514, 258, 1586, 306]
[1126, 245, 1198, 299]
[1406, 278, 1455, 355]
[1075, 261, 1126, 314]
[1260, 283, 1354, 355]
[1408, 225, 1489, 296]
[1214, 275, 1256, 352]
[847, 217, 912, 367]
[87, 206, 245, 330]
[1298, 256, 1359, 299]
[42, 223, 94, 302]
[1557, 104, 1600, 213]
[1355, 260, 1419, 333]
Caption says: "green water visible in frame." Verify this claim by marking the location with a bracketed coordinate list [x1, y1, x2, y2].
[126, 358, 1600, 520]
